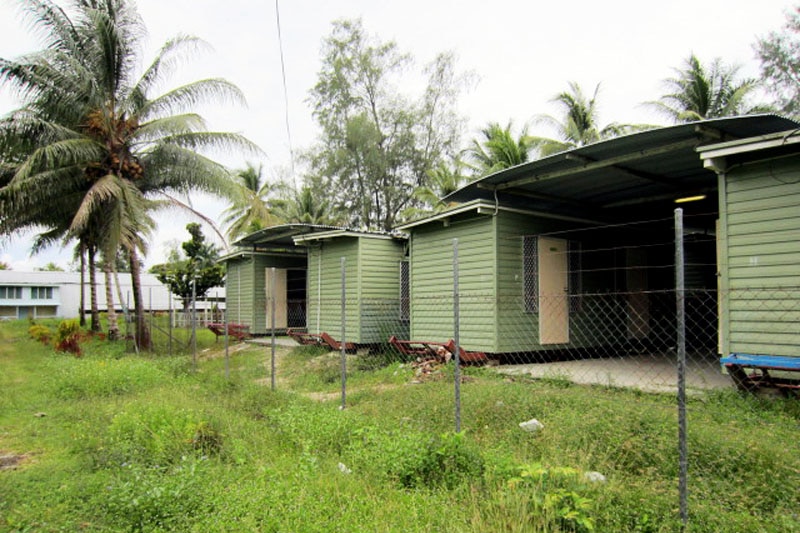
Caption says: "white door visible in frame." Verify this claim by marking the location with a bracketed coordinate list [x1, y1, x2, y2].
[265, 268, 288, 329]
[538, 236, 569, 344]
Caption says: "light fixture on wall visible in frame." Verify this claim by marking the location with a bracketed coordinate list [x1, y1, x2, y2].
[674, 194, 707, 204]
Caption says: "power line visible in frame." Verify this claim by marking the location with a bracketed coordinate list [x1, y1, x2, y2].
[275, 0, 296, 186]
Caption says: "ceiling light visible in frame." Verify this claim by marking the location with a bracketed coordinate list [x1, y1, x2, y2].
[674, 194, 707, 204]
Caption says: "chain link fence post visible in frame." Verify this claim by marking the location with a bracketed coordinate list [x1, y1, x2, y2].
[453, 238, 461, 433]
[270, 267, 277, 390]
[675, 207, 689, 530]
[340, 257, 347, 410]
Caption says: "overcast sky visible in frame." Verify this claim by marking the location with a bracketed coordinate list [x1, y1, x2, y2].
[0, 0, 795, 270]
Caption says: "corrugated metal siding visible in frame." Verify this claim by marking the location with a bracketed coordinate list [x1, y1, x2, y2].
[359, 238, 407, 343]
[225, 257, 254, 327]
[723, 157, 800, 357]
[410, 216, 495, 351]
[306, 239, 360, 341]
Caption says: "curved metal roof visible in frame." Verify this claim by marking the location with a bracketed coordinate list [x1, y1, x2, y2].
[445, 115, 799, 221]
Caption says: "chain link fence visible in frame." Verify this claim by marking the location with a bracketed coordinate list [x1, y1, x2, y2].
[235, 208, 799, 530]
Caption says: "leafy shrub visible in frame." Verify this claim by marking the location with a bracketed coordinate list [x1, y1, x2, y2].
[105, 405, 224, 466]
[103, 459, 207, 531]
[55, 319, 82, 356]
[383, 431, 485, 490]
[28, 324, 52, 345]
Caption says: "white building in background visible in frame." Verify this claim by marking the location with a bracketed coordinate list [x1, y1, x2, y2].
[0, 271, 225, 320]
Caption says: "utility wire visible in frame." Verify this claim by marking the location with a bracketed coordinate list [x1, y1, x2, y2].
[275, 0, 296, 186]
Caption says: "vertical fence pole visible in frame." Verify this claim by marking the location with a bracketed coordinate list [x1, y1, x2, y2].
[148, 287, 153, 351]
[224, 290, 230, 381]
[453, 238, 461, 434]
[192, 278, 197, 371]
[340, 257, 347, 410]
[675, 207, 689, 530]
[168, 292, 173, 356]
[271, 267, 277, 391]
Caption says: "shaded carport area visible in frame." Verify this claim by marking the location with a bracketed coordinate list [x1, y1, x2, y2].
[446, 115, 799, 390]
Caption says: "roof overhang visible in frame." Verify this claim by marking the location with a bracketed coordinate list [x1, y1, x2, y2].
[293, 229, 407, 244]
[395, 198, 604, 231]
[232, 223, 344, 248]
[444, 115, 799, 221]
[698, 128, 800, 173]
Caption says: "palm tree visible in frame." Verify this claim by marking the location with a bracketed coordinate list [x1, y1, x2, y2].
[401, 158, 470, 221]
[531, 82, 646, 156]
[271, 185, 342, 226]
[222, 162, 279, 240]
[0, 0, 260, 348]
[467, 122, 536, 176]
[646, 54, 769, 123]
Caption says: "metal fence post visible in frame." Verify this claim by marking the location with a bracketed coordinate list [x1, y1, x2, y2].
[271, 267, 277, 390]
[453, 238, 461, 434]
[340, 257, 347, 410]
[192, 278, 197, 370]
[675, 207, 688, 530]
[224, 290, 230, 381]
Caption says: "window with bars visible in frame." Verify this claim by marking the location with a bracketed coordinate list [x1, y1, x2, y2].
[522, 236, 582, 314]
[30, 287, 54, 300]
[0, 286, 23, 299]
[399, 260, 410, 321]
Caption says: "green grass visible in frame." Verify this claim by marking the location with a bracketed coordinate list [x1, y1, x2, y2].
[1, 319, 798, 532]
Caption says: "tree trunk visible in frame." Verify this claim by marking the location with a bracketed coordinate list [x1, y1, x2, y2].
[128, 247, 151, 350]
[78, 243, 86, 327]
[88, 245, 100, 332]
[103, 259, 119, 340]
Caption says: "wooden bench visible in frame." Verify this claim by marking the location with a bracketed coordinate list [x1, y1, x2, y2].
[287, 328, 325, 346]
[287, 329, 356, 352]
[721, 353, 800, 392]
[207, 323, 251, 342]
[388, 335, 487, 364]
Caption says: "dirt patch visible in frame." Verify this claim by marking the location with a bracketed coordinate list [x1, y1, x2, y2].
[0, 452, 29, 471]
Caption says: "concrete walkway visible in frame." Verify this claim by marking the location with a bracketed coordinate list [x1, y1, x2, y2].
[497, 354, 733, 394]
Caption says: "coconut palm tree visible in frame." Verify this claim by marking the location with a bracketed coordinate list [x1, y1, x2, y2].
[222, 162, 280, 240]
[270, 185, 342, 226]
[467, 122, 536, 176]
[0, 0, 260, 348]
[401, 158, 470, 220]
[646, 54, 769, 123]
[531, 82, 646, 156]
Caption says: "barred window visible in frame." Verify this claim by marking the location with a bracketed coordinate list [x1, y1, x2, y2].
[399, 260, 410, 321]
[0, 286, 22, 299]
[30, 287, 54, 300]
[523, 236, 538, 313]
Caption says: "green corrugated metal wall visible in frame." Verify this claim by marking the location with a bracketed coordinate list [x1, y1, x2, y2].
[410, 210, 637, 354]
[306, 236, 405, 344]
[720, 156, 800, 357]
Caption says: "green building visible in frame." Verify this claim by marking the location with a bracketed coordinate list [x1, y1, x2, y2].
[699, 129, 800, 360]
[293, 229, 408, 345]
[397, 115, 799, 359]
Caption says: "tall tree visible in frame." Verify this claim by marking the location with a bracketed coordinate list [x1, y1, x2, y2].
[0, 0, 259, 348]
[756, 5, 800, 118]
[308, 19, 466, 230]
[468, 122, 536, 176]
[222, 162, 279, 240]
[647, 54, 768, 123]
[532, 82, 643, 156]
